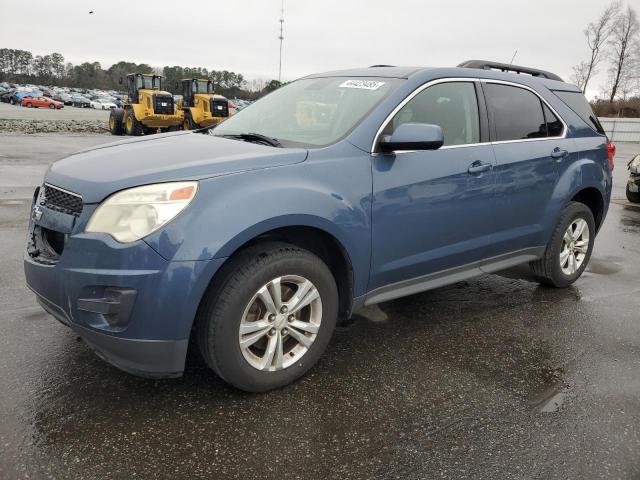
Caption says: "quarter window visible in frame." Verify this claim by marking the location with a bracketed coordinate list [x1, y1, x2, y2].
[386, 82, 480, 146]
[484, 83, 558, 141]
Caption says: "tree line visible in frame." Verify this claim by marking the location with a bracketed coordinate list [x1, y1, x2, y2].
[572, 1, 640, 115]
[0, 48, 281, 99]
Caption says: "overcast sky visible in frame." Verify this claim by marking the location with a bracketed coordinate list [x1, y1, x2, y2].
[0, 0, 617, 98]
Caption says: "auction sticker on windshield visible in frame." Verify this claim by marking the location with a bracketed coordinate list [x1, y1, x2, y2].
[339, 80, 386, 90]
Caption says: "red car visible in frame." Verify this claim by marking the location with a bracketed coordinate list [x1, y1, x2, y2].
[21, 96, 64, 109]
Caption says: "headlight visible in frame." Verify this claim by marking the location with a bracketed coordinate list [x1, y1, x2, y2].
[85, 181, 198, 243]
[629, 155, 640, 174]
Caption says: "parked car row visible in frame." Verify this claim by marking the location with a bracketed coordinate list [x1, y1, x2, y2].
[0, 81, 125, 109]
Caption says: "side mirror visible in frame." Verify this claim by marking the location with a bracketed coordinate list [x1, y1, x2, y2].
[379, 123, 444, 153]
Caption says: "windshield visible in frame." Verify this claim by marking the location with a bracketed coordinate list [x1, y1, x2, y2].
[194, 80, 210, 94]
[211, 77, 403, 148]
[137, 75, 160, 90]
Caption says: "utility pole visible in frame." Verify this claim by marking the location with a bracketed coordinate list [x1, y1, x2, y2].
[278, 0, 284, 84]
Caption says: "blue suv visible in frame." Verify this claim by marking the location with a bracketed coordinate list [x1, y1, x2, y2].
[24, 61, 614, 391]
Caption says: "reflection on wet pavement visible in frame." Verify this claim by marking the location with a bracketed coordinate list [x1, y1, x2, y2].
[1, 204, 640, 478]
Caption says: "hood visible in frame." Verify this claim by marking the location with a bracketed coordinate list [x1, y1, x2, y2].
[45, 132, 308, 203]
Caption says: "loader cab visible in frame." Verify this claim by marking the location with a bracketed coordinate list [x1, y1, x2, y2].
[181, 79, 211, 108]
[127, 74, 162, 104]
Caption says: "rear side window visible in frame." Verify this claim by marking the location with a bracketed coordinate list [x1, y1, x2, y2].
[484, 83, 550, 141]
[553, 90, 605, 135]
[543, 104, 564, 137]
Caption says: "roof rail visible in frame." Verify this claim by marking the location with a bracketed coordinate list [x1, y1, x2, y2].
[457, 60, 564, 82]
[369, 65, 396, 68]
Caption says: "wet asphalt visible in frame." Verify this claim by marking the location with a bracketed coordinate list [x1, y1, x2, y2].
[1, 135, 639, 479]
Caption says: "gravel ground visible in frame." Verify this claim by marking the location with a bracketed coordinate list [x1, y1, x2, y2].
[0, 102, 110, 133]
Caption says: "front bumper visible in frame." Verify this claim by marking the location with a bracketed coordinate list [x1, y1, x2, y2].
[24, 187, 225, 378]
[140, 113, 183, 128]
[34, 292, 188, 377]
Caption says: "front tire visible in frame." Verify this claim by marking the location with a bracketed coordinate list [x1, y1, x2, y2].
[530, 202, 595, 287]
[196, 243, 338, 392]
[626, 183, 640, 203]
[124, 109, 143, 136]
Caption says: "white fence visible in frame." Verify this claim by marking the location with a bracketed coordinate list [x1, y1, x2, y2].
[598, 117, 640, 143]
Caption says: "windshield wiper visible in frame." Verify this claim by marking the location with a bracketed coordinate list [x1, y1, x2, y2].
[220, 132, 283, 148]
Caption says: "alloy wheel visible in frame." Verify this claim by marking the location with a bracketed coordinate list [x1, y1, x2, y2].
[559, 218, 590, 275]
[239, 275, 322, 371]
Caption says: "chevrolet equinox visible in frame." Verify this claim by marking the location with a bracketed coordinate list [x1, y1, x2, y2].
[24, 61, 614, 391]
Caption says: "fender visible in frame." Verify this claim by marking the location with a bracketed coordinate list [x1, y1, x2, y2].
[143, 150, 373, 297]
[543, 150, 609, 243]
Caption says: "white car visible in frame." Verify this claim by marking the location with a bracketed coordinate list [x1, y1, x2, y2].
[90, 99, 117, 110]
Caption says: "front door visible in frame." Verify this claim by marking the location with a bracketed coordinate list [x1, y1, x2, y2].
[369, 80, 497, 299]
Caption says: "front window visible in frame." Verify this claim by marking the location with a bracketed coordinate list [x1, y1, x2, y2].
[211, 77, 404, 148]
[384, 81, 480, 146]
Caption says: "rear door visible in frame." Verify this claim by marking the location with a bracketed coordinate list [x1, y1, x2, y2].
[481, 81, 572, 257]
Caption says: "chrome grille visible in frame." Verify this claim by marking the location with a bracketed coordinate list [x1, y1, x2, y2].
[43, 184, 83, 216]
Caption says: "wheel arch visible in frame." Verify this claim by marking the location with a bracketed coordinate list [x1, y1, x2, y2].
[571, 187, 605, 232]
[551, 157, 609, 235]
[211, 222, 355, 323]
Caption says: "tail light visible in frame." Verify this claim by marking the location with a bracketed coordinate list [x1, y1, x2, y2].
[607, 141, 616, 171]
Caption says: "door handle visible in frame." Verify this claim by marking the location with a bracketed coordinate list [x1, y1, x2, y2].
[550, 147, 569, 159]
[467, 161, 492, 174]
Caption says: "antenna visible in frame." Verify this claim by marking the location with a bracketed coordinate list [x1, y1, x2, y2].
[509, 49, 518, 66]
[278, 0, 284, 84]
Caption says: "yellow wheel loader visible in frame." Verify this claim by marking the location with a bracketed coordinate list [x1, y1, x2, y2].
[179, 78, 231, 130]
[109, 73, 182, 136]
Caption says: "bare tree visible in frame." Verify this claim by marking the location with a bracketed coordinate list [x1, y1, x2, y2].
[606, 5, 639, 102]
[573, 1, 621, 92]
[571, 61, 590, 90]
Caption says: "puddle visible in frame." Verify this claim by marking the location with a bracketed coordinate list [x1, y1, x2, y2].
[537, 388, 570, 413]
[530, 366, 571, 413]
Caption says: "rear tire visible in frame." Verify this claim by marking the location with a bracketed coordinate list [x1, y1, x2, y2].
[124, 109, 143, 136]
[196, 242, 338, 392]
[626, 184, 640, 203]
[530, 202, 595, 287]
[109, 108, 124, 135]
